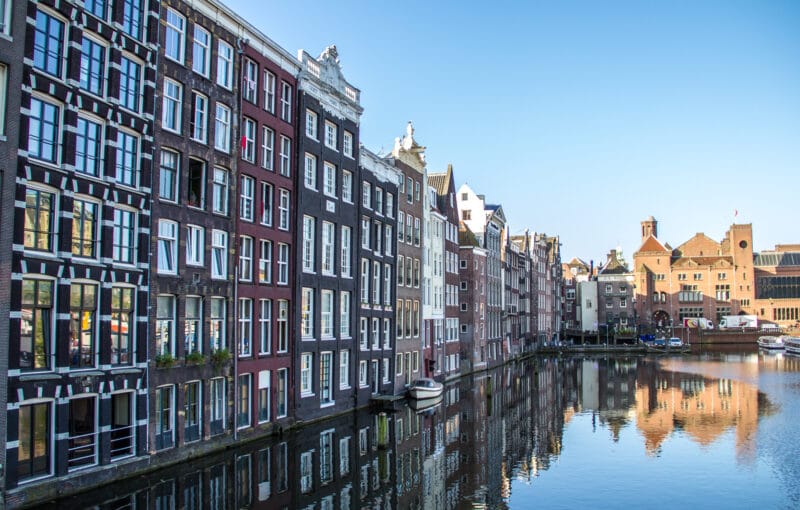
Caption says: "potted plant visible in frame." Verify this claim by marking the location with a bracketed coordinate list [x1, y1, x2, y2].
[155, 352, 176, 368]
[210, 348, 231, 371]
[185, 351, 204, 365]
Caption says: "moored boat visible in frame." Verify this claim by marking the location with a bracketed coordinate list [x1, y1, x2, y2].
[782, 336, 800, 355]
[757, 335, 786, 350]
[407, 378, 444, 399]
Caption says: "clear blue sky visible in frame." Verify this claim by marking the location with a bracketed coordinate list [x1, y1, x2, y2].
[226, 0, 800, 264]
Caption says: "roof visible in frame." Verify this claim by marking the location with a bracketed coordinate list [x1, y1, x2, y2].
[459, 222, 480, 247]
[427, 164, 452, 195]
[755, 251, 800, 267]
[637, 235, 670, 253]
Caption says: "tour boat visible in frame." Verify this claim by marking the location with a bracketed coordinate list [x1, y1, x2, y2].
[407, 378, 444, 399]
[757, 335, 785, 350]
[782, 336, 800, 355]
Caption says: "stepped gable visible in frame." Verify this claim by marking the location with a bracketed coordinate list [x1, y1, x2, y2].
[459, 222, 480, 247]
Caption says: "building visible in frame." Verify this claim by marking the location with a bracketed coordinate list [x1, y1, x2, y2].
[428, 165, 461, 379]
[294, 45, 363, 421]
[232, 18, 299, 437]
[596, 249, 635, 342]
[632, 217, 755, 332]
[388, 122, 426, 392]
[458, 225, 488, 373]
[510, 232, 535, 353]
[562, 258, 591, 334]
[503, 234, 522, 356]
[5, 0, 159, 499]
[753, 246, 800, 327]
[358, 147, 400, 400]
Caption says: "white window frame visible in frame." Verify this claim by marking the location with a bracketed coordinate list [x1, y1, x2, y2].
[162, 78, 183, 133]
[323, 162, 336, 198]
[259, 239, 272, 284]
[340, 226, 352, 277]
[211, 230, 228, 280]
[278, 189, 290, 230]
[186, 224, 204, 267]
[324, 120, 337, 149]
[261, 126, 274, 170]
[214, 103, 231, 153]
[157, 220, 178, 274]
[321, 221, 335, 276]
[164, 7, 185, 64]
[191, 92, 208, 143]
[321, 289, 334, 339]
[343, 130, 353, 158]
[302, 215, 316, 273]
[240, 175, 255, 222]
[239, 235, 253, 282]
[340, 291, 351, 338]
[305, 110, 318, 139]
[192, 25, 211, 77]
[342, 171, 352, 202]
[216, 40, 234, 89]
[279, 136, 291, 177]
[263, 70, 276, 113]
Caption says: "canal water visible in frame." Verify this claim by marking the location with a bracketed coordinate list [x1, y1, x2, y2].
[32, 349, 800, 509]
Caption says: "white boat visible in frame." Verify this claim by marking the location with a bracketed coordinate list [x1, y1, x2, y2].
[407, 378, 444, 399]
[757, 335, 785, 350]
[782, 336, 800, 355]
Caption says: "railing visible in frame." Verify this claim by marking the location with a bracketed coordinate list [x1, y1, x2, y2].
[110, 424, 135, 459]
[68, 431, 97, 469]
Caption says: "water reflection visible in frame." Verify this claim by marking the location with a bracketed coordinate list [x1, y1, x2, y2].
[38, 353, 793, 510]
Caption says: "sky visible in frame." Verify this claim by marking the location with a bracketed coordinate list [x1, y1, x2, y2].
[226, 0, 800, 264]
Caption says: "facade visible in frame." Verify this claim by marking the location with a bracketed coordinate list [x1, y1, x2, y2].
[358, 147, 400, 401]
[422, 197, 443, 378]
[510, 233, 534, 352]
[632, 217, 755, 332]
[503, 236, 521, 356]
[562, 258, 591, 333]
[233, 19, 299, 437]
[294, 45, 363, 421]
[596, 250, 635, 340]
[458, 225, 488, 373]
[753, 246, 800, 327]
[428, 166, 461, 380]
[388, 122, 426, 392]
[5, 0, 159, 498]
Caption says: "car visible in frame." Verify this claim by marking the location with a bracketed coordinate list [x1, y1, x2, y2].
[668, 337, 682, 347]
[653, 338, 666, 347]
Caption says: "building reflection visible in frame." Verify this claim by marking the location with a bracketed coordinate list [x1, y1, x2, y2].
[33, 355, 778, 509]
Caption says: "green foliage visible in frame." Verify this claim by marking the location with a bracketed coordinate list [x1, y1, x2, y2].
[186, 351, 205, 364]
[210, 348, 231, 369]
[155, 352, 176, 368]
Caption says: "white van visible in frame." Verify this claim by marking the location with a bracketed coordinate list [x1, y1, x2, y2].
[761, 324, 780, 332]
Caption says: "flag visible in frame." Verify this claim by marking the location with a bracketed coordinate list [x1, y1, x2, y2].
[734, 209, 738, 217]
[241, 135, 247, 151]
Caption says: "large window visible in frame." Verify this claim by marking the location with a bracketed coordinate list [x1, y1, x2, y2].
[122, 0, 143, 40]
[302, 215, 315, 273]
[280, 82, 292, 122]
[340, 291, 350, 338]
[110, 286, 134, 365]
[277, 300, 289, 352]
[210, 378, 225, 435]
[159, 150, 179, 202]
[24, 187, 56, 252]
[187, 159, 205, 208]
[212, 167, 229, 215]
[191, 91, 208, 143]
[340, 226, 352, 277]
[324, 121, 337, 149]
[240, 175, 254, 221]
[209, 297, 226, 351]
[304, 154, 317, 190]
[186, 224, 204, 266]
[211, 230, 228, 279]
[239, 235, 253, 282]
[72, 198, 98, 258]
[259, 299, 271, 354]
[79, 37, 106, 96]
[323, 162, 336, 197]
[164, 8, 185, 63]
[339, 350, 350, 389]
[239, 298, 252, 357]
[155, 386, 174, 450]
[260, 182, 273, 226]
[28, 97, 60, 163]
[302, 288, 314, 338]
[192, 26, 211, 76]
[278, 189, 290, 230]
[280, 136, 291, 177]
[262, 127, 274, 170]
[115, 131, 139, 187]
[214, 103, 231, 153]
[157, 220, 178, 274]
[20, 278, 54, 370]
[33, 10, 65, 78]
[185, 296, 201, 354]
[321, 290, 334, 338]
[156, 295, 175, 356]
[320, 352, 333, 405]
[263, 70, 276, 113]
[18, 402, 52, 481]
[110, 392, 134, 459]
[238, 374, 251, 428]
[300, 353, 313, 396]
[243, 58, 258, 103]
[242, 117, 256, 163]
[162, 79, 183, 133]
[69, 282, 97, 368]
[259, 239, 272, 283]
[67, 396, 97, 470]
[184, 382, 201, 442]
[75, 117, 103, 176]
[217, 41, 234, 89]
[277, 243, 289, 284]
[118, 56, 141, 112]
[277, 369, 288, 418]
[343, 131, 353, 158]
[322, 221, 335, 275]
[258, 371, 271, 423]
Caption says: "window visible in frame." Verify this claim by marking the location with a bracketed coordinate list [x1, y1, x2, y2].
[258, 370, 271, 423]
[302, 215, 316, 273]
[277, 300, 289, 352]
[322, 221, 335, 275]
[20, 278, 54, 370]
[342, 171, 352, 202]
[113, 209, 136, 264]
[341, 226, 352, 277]
[211, 230, 228, 279]
[183, 296, 201, 355]
[155, 386, 174, 450]
[406, 177, 413, 202]
[324, 121, 337, 149]
[239, 236, 253, 282]
[210, 378, 225, 434]
[163, 79, 183, 133]
[238, 374, 251, 428]
[164, 8, 185, 63]
[212, 167, 229, 215]
[279, 136, 291, 176]
[110, 392, 134, 458]
[362, 182, 371, 208]
[359, 360, 368, 387]
[263, 70, 276, 113]
[262, 127, 274, 170]
[33, 10, 65, 78]
[0, 65, 6, 135]
[278, 189, 290, 230]
[384, 264, 392, 305]
[27, 97, 60, 163]
[301, 353, 313, 395]
[361, 217, 370, 249]
[0, 0, 11, 34]
[323, 162, 336, 197]
[69, 282, 97, 368]
[386, 193, 394, 218]
[340, 291, 351, 337]
[277, 243, 289, 284]
[159, 150, 179, 202]
[372, 261, 381, 304]
[343, 131, 353, 157]
[414, 218, 421, 246]
[280, 82, 292, 122]
[243, 58, 258, 103]
[321, 290, 334, 338]
[72, 198, 98, 258]
[259, 239, 272, 283]
[214, 103, 231, 152]
[184, 382, 201, 442]
[383, 318, 391, 348]
[239, 298, 252, 357]
[115, 130, 139, 187]
[320, 352, 333, 405]
[277, 369, 288, 418]
[122, 0, 143, 40]
[24, 187, 56, 252]
[75, 117, 103, 176]
[191, 92, 208, 142]
[260, 182, 273, 226]
[79, 37, 106, 96]
[384, 226, 393, 256]
[118, 56, 141, 112]
[209, 297, 226, 351]
[375, 188, 384, 214]
[304, 153, 317, 189]
[397, 257, 404, 287]
[187, 159, 205, 208]
[18, 401, 52, 481]
[340, 350, 350, 388]
[156, 295, 175, 356]
[360, 259, 369, 303]
[157, 220, 178, 274]
[305, 110, 318, 139]
[192, 26, 211, 76]
[301, 288, 314, 338]
[240, 175, 255, 221]
[259, 299, 272, 354]
[372, 318, 380, 348]
[300, 450, 312, 493]
[242, 117, 256, 163]
[217, 40, 233, 89]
